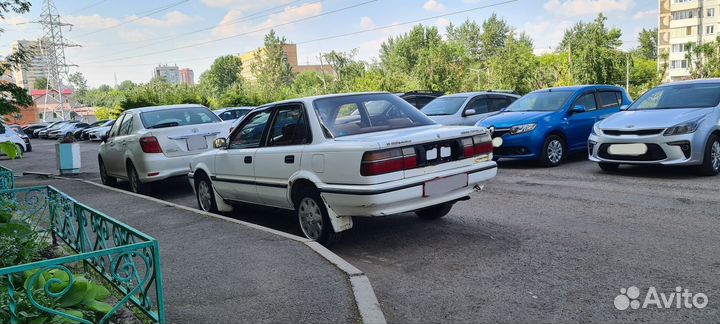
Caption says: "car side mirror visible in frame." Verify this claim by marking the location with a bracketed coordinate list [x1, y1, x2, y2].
[619, 104, 629, 111]
[213, 137, 227, 149]
[464, 109, 477, 117]
[101, 131, 109, 143]
[571, 105, 586, 113]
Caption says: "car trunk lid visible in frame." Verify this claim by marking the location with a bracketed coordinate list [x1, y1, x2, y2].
[142, 122, 229, 157]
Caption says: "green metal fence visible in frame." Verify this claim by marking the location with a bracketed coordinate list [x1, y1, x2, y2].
[0, 185, 165, 323]
[0, 165, 14, 190]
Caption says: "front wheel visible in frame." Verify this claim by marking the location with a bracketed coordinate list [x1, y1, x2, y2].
[539, 135, 565, 167]
[415, 202, 453, 220]
[196, 175, 218, 213]
[295, 189, 338, 245]
[696, 134, 720, 176]
[599, 162, 620, 172]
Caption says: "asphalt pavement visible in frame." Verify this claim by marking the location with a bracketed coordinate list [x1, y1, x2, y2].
[5, 139, 720, 323]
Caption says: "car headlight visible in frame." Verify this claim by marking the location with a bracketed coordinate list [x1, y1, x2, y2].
[664, 117, 704, 136]
[592, 123, 601, 136]
[510, 123, 537, 135]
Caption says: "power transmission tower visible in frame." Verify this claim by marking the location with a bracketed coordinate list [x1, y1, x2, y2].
[37, 0, 80, 121]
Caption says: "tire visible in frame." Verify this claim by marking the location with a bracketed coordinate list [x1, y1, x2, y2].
[295, 188, 338, 245]
[195, 174, 218, 213]
[415, 202, 453, 220]
[99, 158, 116, 187]
[539, 135, 566, 167]
[599, 162, 620, 172]
[126, 163, 149, 194]
[696, 134, 720, 176]
[15, 144, 24, 156]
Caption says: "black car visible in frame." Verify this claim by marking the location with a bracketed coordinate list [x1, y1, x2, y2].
[74, 120, 108, 140]
[397, 90, 444, 109]
[23, 123, 49, 138]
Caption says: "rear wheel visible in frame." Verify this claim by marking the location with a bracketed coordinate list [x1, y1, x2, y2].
[696, 134, 720, 176]
[195, 174, 218, 213]
[99, 158, 116, 186]
[415, 202, 453, 220]
[599, 162, 620, 172]
[127, 163, 149, 194]
[295, 188, 338, 245]
[539, 135, 565, 167]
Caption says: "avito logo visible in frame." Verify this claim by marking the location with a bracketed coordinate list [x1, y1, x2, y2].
[615, 286, 708, 310]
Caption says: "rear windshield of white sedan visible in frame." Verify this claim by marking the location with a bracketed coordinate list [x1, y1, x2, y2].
[631, 83, 720, 110]
[313, 93, 435, 137]
[140, 107, 221, 129]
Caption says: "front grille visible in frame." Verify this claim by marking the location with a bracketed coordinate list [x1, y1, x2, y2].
[602, 129, 664, 136]
[598, 143, 667, 162]
[494, 146, 530, 156]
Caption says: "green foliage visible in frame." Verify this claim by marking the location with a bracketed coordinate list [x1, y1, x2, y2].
[0, 141, 22, 159]
[33, 77, 48, 90]
[636, 28, 658, 60]
[0, 200, 42, 268]
[250, 30, 295, 102]
[560, 14, 624, 84]
[0, 1, 33, 116]
[199, 55, 244, 99]
[68, 73, 88, 98]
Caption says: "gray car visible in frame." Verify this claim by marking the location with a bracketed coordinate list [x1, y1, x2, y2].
[589, 79, 720, 175]
[421, 91, 520, 126]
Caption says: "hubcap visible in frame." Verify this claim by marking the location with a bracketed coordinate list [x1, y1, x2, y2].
[298, 197, 323, 240]
[198, 180, 213, 211]
[547, 139, 563, 164]
[711, 140, 720, 171]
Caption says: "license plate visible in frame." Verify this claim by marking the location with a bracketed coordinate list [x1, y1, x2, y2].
[187, 136, 208, 151]
[423, 173, 468, 197]
[608, 143, 647, 156]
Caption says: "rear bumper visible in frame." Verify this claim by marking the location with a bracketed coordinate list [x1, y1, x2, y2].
[319, 162, 497, 217]
[133, 154, 193, 183]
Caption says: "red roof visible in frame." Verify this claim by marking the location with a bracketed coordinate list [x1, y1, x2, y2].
[31, 89, 73, 96]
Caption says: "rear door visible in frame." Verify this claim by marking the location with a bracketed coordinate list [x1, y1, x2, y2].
[595, 91, 623, 119]
[213, 108, 272, 203]
[103, 115, 127, 176]
[254, 103, 310, 208]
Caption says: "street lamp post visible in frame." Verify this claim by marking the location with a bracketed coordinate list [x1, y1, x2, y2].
[468, 68, 481, 90]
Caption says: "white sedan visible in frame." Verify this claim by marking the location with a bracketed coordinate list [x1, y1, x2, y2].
[188, 93, 497, 244]
[98, 104, 229, 194]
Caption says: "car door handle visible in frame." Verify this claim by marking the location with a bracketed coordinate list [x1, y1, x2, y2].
[284, 155, 295, 164]
[244, 156, 252, 164]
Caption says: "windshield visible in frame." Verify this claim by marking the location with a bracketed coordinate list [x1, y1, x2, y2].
[314, 93, 435, 137]
[140, 106, 221, 129]
[505, 91, 573, 112]
[630, 83, 720, 110]
[420, 97, 467, 116]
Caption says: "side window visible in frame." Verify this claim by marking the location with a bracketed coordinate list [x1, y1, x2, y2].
[415, 97, 434, 108]
[218, 112, 231, 120]
[268, 105, 309, 147]
[118, 115, 133, 136]
[108, 115, 125, 138]
[574, 93, 597, 112]
[229, 109, 272, 149]
[467, 97, 489, 114]
[597, 91, 622, 109]
[488, 96, 512, 112]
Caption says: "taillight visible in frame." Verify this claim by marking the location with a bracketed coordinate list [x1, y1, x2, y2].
[361, 147, 417, 176]
[139, 136, 163, 153]
[462, 136, 493, 158]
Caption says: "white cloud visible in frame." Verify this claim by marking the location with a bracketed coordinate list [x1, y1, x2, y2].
[201, 0, 294, 11]
[435, 18, 450, 31]
[129, 11, 202, 28]
[632, 9, 657, 20]
[359, 16, 376, 31]
[65, 14, 120, 29]
[212, 2, 323, 38]
[522, 18, 574, 49]
[543, 0, 635, 17]
[423, 0, 446, 13]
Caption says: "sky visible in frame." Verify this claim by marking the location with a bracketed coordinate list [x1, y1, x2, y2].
[0, 0, 658, 87]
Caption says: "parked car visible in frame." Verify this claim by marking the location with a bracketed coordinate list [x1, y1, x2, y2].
[589, 80, 720, 175]
[34, 121, 66, 138]
[98, 104, 229, 194]
[37, 121, 72, 138]
[188, 92, 497, 244]
[22, 123, 49, 138]
[87, 120, 116, 141]
[421, 91, 520, 126]
[75, 120, 108, 139]
[48, 122, 89, 139]
[214, 107, 255, 121]
[6, 126, 32, 152]
[397, 90, 444, 109]
[0, 126, 28, 154]
[478, 85, 631, 167]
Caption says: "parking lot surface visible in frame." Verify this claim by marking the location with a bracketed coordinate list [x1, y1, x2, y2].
[5, 139, 720, 323]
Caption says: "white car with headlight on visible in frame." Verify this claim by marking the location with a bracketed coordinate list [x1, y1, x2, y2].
[98, 104, 229, 194]
[188, 92, 497, 244]
[589, 79, 720, 175]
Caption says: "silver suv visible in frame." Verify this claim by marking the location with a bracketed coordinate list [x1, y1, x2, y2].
[421, 91, 520, 126]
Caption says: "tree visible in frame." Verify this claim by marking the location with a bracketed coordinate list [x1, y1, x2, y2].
[636, 28, 658, 60]
[68, 72, 88, 97]
[560, 14, 624, 84]
[487, 34, 538, 94]
[199, 55, 244, 99]
[33, 77, 48, 90]
[0, 0, 33, 119]
[322, 50, 365, 92]
[447, 20, 482, 60]
[117, 80, 136, 91]
[479, 14, 512, 61]
[250, 30, 295, 100]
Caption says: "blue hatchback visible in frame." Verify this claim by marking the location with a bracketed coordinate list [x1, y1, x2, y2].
[477, 85, 632, 166]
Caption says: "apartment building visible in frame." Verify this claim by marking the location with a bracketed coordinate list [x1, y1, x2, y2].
[179, 68, 194, 85]
[152, 64, 181, 84]
[10, 40, 48, 90]
[239, 43, 333, 81]
[659, 0, 720, 81]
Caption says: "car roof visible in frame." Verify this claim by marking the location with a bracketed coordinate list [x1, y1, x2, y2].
[531, 85, 625, 93]
[655, 78, 720, 87]
[441, 91, 520, 98]
[215, 107, 255, 113]
[126, 104, 208, 113]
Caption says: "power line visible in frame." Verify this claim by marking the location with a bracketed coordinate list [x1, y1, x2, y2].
[80, 0, 378, 64]
[80, 0, 517, 68]
[75, 0, 190, 37]
[66, 0, 109, 15]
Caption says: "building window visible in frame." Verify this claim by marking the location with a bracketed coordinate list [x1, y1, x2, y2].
[707, 8, 716, 17]
[672, 0, 693, 3]
[672, 9, 699, 20]
[707, 25, 715, 34]
[670, 60, 689, 70]
[671, 43, 689, 53]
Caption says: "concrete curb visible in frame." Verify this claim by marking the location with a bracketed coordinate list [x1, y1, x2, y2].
[40, 174, 387, 324]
